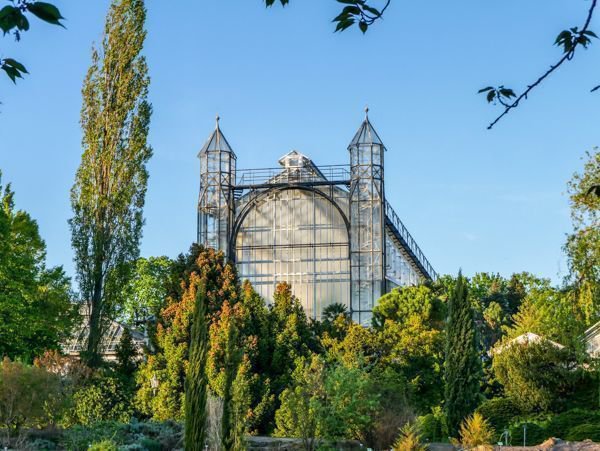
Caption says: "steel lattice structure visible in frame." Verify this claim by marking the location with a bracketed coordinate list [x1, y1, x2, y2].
[197, 113, 437, 325]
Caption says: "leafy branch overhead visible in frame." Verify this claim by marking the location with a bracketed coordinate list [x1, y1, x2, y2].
[480, 0, 598, 129]
[265, 0, 390, 33]
[266, 0, 599, 129]
[0, 1, 65, 83]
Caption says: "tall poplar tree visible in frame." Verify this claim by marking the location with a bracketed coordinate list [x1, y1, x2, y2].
[184, 283, 209, 451]
[70, 0, 151, 367]
[444, 272, 482, 436]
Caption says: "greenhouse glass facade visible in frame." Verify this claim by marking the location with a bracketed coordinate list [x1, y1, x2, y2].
[197, 114, 437, 325]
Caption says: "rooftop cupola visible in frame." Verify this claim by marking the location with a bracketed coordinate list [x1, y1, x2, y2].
[348, 107, 386, 151]
[198, 115, 236, 157]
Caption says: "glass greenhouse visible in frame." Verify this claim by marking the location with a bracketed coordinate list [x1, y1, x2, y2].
[197, 113, 437, 325]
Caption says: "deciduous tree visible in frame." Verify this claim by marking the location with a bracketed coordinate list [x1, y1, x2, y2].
[0, 174, 77, 361]
[70, 0, 152, 367]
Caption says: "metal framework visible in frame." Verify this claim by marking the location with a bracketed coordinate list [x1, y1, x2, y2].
[197, 113, 437, 325]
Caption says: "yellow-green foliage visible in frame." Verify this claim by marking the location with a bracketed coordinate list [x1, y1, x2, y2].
[458, 413, 495, 450]
[392, 422, 428, 451]
[88, 440, 118, 451]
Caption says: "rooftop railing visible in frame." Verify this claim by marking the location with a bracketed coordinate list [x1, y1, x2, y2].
[235, 165, 351, 187]
[385, 201, 438, 280]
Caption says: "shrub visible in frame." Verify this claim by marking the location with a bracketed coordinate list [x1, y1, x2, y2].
[89, 440, 118, 451]
[457, 413, 495, 450]
[26, 438, 57, 450]
[476, 398, 521, 433]
[393, 422, 428, 451]
[0, 357, 64, 436]
[66, 376, 133, 425]
[60, 422, 127, 450]
[492, 340, 578, 413]
[509, 421, 548, 446]
[566, 424, 600, 442]
[418, 407, 447, 443]
[546, 409, 600, 439]
[58, 420, 183, 451]
[138, 437, 162, 451]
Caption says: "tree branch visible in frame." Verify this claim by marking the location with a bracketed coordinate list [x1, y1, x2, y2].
[486, 0, 597, 130]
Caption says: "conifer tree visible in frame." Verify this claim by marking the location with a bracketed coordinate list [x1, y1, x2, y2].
[444, 272, 482, 436]
[221, 315, 243, 450]
[70, 0, 152, 367]
[184, 283, 209, 451]
[115, 327, 138, 380]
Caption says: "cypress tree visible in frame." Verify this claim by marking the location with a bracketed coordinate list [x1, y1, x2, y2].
[444, 272, 482, 436]
[221, 317, 243, 450]
[184, 284, 209, 451]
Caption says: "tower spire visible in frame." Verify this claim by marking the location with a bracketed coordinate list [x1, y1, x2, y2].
[348, 108, 384, 150]
[199, 115, 235, 156]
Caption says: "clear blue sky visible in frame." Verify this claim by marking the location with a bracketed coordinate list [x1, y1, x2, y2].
[0, 0, 598, 284]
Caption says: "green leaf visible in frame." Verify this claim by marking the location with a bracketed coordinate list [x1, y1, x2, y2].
[1, 64, 23, 83]
[27, 2, 65, 27]
[486, 90, 496, 103]
[363, 5, 381, 16]
[582, 30, 598, 38]
[2, 58, 28, 74]
[0, 5, 22, 34]
[335, 18, 355, 32]
[478, 86, 494, 93]
[16, 14, 29, 32]
[341, 5, 361, 15]
[359, 20, 368, 33]
[499, 88, 516, 99]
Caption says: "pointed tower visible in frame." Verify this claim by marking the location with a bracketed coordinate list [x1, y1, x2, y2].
[197, 116, 237, 257]
[348, 108, 386, 325]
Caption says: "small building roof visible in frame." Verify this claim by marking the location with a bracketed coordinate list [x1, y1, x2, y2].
[492, 332, 565, 355]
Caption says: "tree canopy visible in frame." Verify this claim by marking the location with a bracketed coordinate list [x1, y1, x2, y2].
[0, 173, 77, 361]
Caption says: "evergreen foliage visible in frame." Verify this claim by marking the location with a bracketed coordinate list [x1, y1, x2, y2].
[392, 422, 428, 451]
[220, 313, 243, 450]
[70, 0, 152, 367]
[115, 327, 138, 381]
[492, 340, 579, 413]
[444, 272, 482, 436]
[184, 283, 209, 451]
[457, 412, 495, 450]
[136, 246, 238, 421]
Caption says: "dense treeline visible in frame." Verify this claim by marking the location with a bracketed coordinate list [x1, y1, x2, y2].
[0, 148, 597, 449]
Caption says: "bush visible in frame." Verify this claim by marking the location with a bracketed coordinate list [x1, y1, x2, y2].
[89, 440, 118, 451]
[546, 409, 600, 439]
[418, 407, 447, 443]
[58, 419, 183, 451]
[457, 413, 495, 450]
[66, 376, 133, 426]
[61, 422, 127, 450]
[0, 357, 64, 435]
[392, 422, 427, 451]
[476, 397, 521, 433]
[566, 424, 600, 442]
[492, 341, 578, 413]
[26, 438, 57, 450]
[509, 422, 548, 446]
